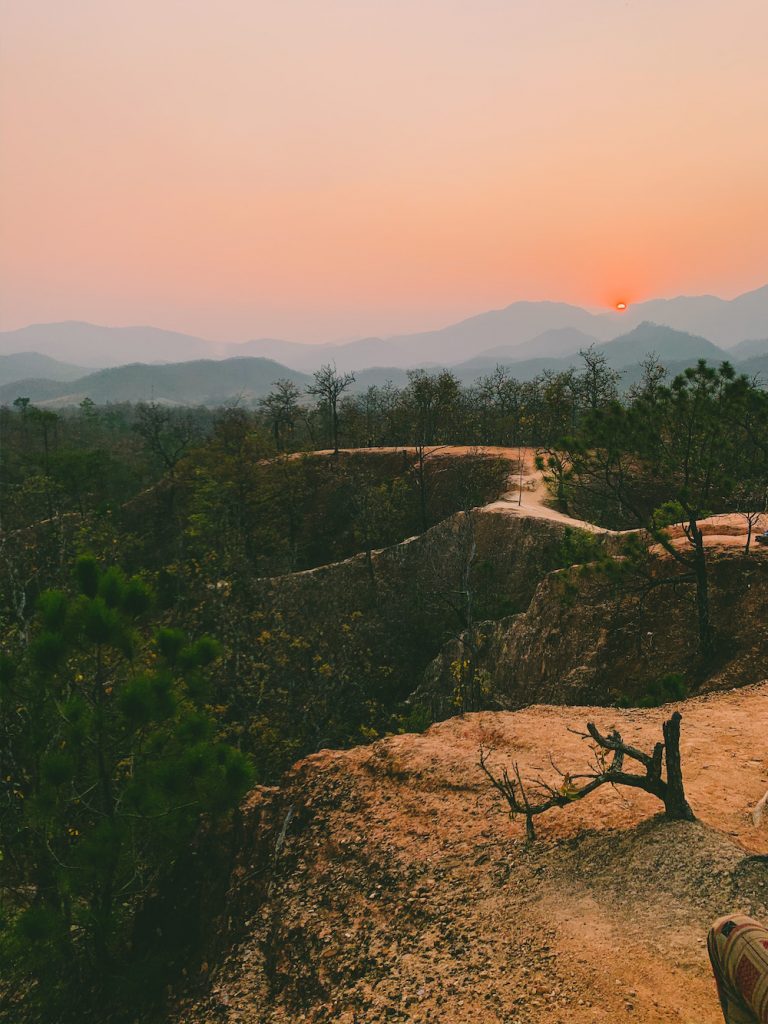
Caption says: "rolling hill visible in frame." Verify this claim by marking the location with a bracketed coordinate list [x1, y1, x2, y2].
[452, 322, 733, 383]
[3, 333, 766, 408]
[0, 358, 310, 407]
[0, 352, 89, 387]
[729, 337, 768, 360]
[466, 327, 600, 367]
[597, 322, 729, 368]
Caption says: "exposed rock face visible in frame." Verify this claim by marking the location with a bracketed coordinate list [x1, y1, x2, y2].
[248, 508, 580, 677]
[256, 507, 573, 618]
[420, 551, 768, 715]
[248, 502, 768, 718]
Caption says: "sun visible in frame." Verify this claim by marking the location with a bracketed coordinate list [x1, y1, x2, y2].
[615, 301, 627, 311]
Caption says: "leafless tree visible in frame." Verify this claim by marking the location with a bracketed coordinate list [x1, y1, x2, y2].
[479, 711, 694, 840]
[134, 402, 201, 477]
[306, 363, 356, 453]
[733, 480, 768, 555]
[259, 379, 302, 450]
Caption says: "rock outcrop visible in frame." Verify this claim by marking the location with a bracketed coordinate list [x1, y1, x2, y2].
[246, 508, 584, 697]
[420, 550, 768, 715]
[175, 684, 768, 1024]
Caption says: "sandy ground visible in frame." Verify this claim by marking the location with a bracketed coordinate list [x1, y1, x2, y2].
[188, 684, 768, 1024]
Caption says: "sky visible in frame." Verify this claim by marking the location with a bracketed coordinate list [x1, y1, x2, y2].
[2, 0, 768, 343]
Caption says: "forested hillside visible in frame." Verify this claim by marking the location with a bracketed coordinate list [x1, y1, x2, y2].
[2, 353, 768, 1022]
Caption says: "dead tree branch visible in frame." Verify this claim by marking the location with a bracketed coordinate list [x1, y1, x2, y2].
[479, 711, 694, 839]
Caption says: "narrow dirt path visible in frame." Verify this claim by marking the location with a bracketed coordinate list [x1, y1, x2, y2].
[307, 446, 767, 547]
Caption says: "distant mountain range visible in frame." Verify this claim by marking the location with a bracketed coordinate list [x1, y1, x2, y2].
[2, 282, 766, 374]
[2, 321, 767, 408]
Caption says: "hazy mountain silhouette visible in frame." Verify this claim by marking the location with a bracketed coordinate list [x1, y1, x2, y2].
[378, 302, 618, 365]
[232, 337, 412, 374]
[625, 284, 768, 346]
[1, 283, 766, 374]
[0, 352, 89, 387]
[0, 358, 309, 407]
[467, 327, 600, 366]
[597, 322, 729, 367]
[0, 303, 619, 372]
[0, 322, 218, 368]
[452, 323, 730, 380]
[4, 339, 766, 408]
[729, 337, 768, 360]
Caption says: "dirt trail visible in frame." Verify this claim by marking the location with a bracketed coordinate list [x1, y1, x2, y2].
[180, 448, 768, 1024]
[312, 446, 767, 546]
[188, 684, 768, 1024]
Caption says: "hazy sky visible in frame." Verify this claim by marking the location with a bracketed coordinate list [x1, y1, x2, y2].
[2, 1, 767, 342]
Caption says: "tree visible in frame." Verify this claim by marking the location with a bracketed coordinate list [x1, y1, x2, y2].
[408, 443, 446, 533]
[535, 449, 574, 513]
[183, 408, 284, 576]
[626, 352, 667, 402]
[733, 480, 768, 555]
[0, 557, 252, 1016]
[577, 345, 621, 412]
[134, 402, 201, 477]
[476, 366, 524, 446]
[349, 472, 408, 582]
[306, 364, 356, 453]
[259, 379, 302, 451]
[406, 369, 461, 445]
[479, 711, 694, 841]
[572, 362, 768, 658]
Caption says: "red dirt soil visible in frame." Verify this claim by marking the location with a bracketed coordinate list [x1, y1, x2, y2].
[187, 685, 768, 1024]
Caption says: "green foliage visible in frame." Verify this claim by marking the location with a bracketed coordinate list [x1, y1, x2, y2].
[397, 703, 433, 734]
[0, 561, 252, 1021]
[554, 527, 603, 569]
[615, 673, 690, 708]
[651, 500, 686, 530]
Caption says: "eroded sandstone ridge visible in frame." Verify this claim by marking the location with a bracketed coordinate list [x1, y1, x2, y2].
[249, 447, 768, 715]
[179, 685, 768, 1024]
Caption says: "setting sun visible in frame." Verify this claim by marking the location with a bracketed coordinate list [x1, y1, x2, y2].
[616, 301, 628, 311]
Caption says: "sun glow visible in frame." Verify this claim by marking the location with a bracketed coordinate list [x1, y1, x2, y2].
[615, 301, 627, 311]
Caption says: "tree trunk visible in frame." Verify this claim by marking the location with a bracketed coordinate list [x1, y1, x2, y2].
[690, 521, 714, 659]
[417, 450, 428, 532]
[556, 464, 568, 513]
[661, 712, 695, 820]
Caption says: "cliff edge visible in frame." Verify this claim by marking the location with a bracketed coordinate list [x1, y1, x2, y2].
[178, 683, 768, 1024]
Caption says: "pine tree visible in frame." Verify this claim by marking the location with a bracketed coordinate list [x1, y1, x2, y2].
[0, 556, 253, 1019]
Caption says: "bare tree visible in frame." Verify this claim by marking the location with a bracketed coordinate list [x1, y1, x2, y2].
[479, 711, 694, 840]
[408, 443, 448, 532]
[306, 363, 356, 453]
[577, 345, 621, 411]
[134, 402, 201, 477]
[259, 379, 302, 450]
[733, 480, 768, 556]
[626, 352, 668, 402]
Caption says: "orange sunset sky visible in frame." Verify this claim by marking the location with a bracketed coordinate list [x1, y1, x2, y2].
[2, 0, 768, 342]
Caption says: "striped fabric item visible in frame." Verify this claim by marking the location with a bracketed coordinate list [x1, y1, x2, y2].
[708, 915, 768, 1023]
